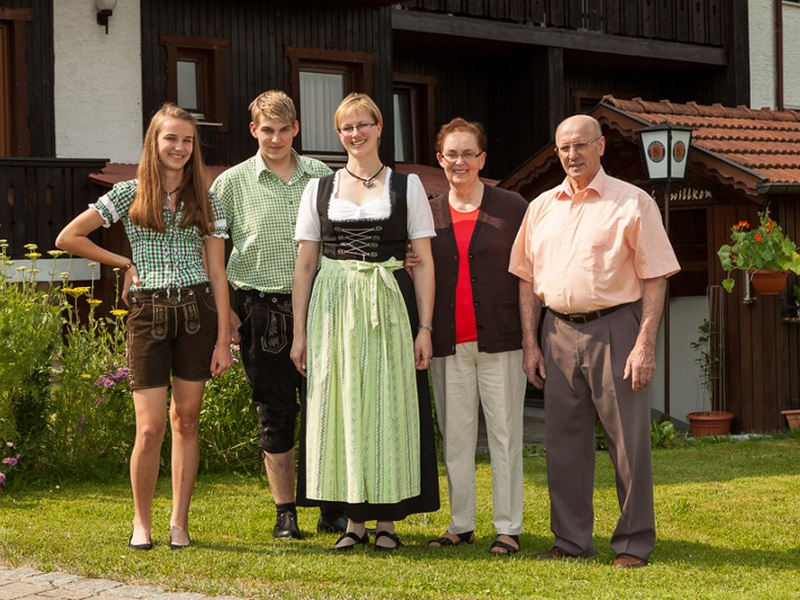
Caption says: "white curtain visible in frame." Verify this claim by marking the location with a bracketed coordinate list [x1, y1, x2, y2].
[300, 72, 344, 152]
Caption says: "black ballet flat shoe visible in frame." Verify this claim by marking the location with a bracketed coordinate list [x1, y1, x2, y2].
[332, 531, 369, 552]
[169, 526, 192, 551]
[428, 530, 475, 548]
[128, 534, 153, 551]
[374, 530, 403, 552]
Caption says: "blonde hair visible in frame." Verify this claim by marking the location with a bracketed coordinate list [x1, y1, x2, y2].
[129, 103, 212, 236]
[249, 90, 297, 125]
[333, 92, 383, 131]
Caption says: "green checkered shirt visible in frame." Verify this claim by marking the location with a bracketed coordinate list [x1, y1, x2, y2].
[211, 149, 332, 293]
[91, 179, 228, 291]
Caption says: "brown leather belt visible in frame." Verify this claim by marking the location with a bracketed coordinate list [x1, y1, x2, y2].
[549, 302, 632, 324]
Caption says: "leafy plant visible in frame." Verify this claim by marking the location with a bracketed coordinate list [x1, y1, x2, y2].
[718, 208, 800, 292]
[690, 318, 725, 412]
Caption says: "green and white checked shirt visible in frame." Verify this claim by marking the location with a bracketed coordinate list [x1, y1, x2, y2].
[91, 179, 228, 292]
[211, 149, 332, 293]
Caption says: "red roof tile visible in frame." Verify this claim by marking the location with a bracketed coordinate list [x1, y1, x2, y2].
[603, 96, 800, 185]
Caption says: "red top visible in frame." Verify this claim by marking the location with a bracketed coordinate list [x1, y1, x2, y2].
[451, 203, 480, 344]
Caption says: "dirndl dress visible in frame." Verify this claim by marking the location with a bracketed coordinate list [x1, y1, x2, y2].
[296, 172, 440, 521]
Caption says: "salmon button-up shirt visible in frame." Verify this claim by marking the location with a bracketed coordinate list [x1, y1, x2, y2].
[508, 168, 680, 314]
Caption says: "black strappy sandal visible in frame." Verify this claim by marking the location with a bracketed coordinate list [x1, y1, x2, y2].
[488, 534, 519, 555]
[428, 530, 475, 547]
[332, 530, 369, 552]
[374, 530, 403, 551]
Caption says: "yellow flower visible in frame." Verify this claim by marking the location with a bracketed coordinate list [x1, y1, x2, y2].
[87, 298, 102, 306]
[80, 374, 92, 379]
[48, 250, 66, 258]
[25, 252, 42, 260]
[4, 260, 15, 266]
[62, 286, 90, 297]
[27, 268, 40, 274]
[111, 309, 129, 317]
[23, 243, 38, 251]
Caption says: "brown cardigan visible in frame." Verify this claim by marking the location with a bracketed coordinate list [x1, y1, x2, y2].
[429, 185, 528, 357]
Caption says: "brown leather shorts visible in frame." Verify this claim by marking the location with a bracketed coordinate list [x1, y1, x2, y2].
[126, 283, 218, 390]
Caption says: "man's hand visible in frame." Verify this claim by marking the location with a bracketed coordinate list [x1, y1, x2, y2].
[623, 341, 656, 391]
[523, 343, 546, 389]
[403, 242, 421, 274]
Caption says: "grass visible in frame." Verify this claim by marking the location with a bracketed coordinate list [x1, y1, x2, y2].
[1, 435, 799, 599]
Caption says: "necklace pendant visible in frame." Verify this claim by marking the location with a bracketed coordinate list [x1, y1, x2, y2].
[363, 180, 374, 189]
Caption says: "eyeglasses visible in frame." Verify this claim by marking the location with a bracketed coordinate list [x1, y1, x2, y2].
[440, 150, 484, 163]
[554, 136, 601, 157]
[338, 122, 377, 136]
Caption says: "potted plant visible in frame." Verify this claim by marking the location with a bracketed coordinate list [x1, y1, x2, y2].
[686, 319, 734, 436]
[718, 208, 800, 295]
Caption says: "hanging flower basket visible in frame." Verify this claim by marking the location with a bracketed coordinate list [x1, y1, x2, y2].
[748, 270, 789, 295]
[718, 209, 800, 293]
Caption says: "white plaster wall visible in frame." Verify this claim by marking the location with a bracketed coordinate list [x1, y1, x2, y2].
[54, 0, 142, 162]
[651, 296, 708, 425]
[749, 0, 776, 109]
[749, 0, 800, 109]
[784, 2, 800, 109]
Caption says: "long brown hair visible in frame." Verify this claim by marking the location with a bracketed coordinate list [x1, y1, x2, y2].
[129, 103, 212, 235]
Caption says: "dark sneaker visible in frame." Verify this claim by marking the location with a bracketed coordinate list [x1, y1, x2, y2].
[273, 511, 302, 539]
[317, 513, 348, 534]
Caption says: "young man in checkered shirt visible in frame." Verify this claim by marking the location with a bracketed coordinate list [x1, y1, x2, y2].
[211, 91, 346, 539]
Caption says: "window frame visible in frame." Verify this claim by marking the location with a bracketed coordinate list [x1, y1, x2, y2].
[393, 73, 437, 166]
[160, 34, 230, 131]
[286, 46, 376, 164]
[0, 7, 32, 157]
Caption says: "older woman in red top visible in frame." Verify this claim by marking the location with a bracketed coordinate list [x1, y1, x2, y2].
[427, 118, 528, 554]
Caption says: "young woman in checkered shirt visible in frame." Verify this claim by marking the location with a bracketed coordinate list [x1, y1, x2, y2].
[56, 103, 232, 552]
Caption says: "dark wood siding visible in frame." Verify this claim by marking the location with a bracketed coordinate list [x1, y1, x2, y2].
[709, 201, 786, 433]
[778, 196, 800, 422]
[140, 0, 394, 167]
[399, 0, 727, 45]
[393, 46, 551, 180]
[1, 0, 54, 157]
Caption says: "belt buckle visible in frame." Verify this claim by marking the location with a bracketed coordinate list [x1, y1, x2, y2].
[573, 314, 589, 324]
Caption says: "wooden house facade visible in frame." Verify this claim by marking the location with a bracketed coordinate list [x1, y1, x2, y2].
[8, 1, 798, 433]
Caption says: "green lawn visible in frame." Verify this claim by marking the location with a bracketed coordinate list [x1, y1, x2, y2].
[1, 436, 799, 599]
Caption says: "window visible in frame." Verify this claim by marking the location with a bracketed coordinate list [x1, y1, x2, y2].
[0, 8, 31, 156]
[393, 74, 436, 165]
[286, 46, 376, 162]
[160, 34, 230, 128]
[0, 22, 10, 156]
[299, 68, 347, 153]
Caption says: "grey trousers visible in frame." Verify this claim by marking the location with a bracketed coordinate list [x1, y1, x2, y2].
[542, 301, 656, 560]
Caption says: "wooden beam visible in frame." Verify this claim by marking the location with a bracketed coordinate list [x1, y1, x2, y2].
[391, 8, 727, 66]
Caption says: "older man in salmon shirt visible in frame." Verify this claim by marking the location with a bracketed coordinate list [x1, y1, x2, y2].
[509, 114, 680, 568]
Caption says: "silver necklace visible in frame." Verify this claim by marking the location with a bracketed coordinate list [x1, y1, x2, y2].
[345, 164, 385, 189]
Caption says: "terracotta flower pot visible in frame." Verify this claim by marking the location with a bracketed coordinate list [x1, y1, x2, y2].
[748, 270, 789, 295]
[686, 411, 734, 437]
[781, 409, 800, 431]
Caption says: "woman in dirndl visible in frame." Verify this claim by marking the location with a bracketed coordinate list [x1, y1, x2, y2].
[291, 92, 439, 551]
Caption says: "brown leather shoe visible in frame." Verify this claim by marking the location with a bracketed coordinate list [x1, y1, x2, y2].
[613, 553, 648, 568]
[537, 546, 577, 559]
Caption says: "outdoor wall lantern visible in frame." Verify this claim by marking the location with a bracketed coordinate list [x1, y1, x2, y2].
[638, 123, 693, 418]
[96, 0, 117, 35]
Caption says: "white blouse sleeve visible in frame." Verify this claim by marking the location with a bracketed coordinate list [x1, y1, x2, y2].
[294, 178, 323, 242]
[406, 173, 436, 239]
